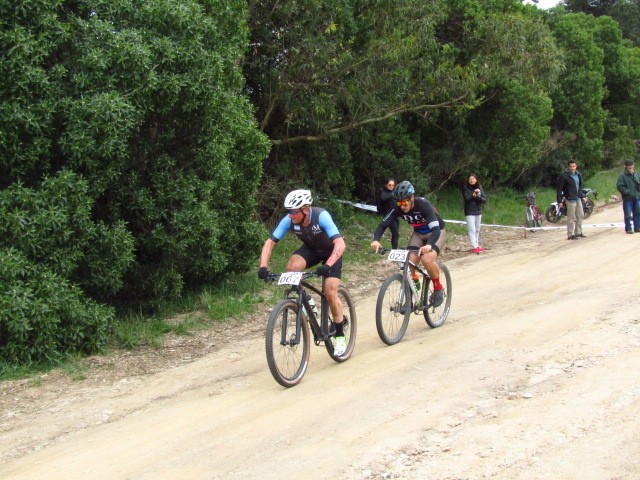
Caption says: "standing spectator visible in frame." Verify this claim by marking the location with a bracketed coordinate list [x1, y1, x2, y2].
[462, 174, 487, 254]
[557, 160, 586, 240]
[376, 178, 400, 249]
[616, 159, 640, 234]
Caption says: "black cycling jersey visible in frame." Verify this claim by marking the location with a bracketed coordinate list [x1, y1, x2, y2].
[374, 197, 444, 244]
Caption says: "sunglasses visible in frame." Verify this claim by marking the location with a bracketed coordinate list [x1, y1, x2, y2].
[288, 209, 301, 215]
[396, 199, 411, 207]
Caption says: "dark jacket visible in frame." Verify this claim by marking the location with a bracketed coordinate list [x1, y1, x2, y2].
[616, 169, 640, 201]
[556, 169, 584, 203]
[376, 187, 396, 216]
[462, 184, 486, 216]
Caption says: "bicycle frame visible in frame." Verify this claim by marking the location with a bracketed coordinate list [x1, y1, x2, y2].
[278, 275, 333, 346]
[386, 249, 432, 312]
[521, 192, 543, 227]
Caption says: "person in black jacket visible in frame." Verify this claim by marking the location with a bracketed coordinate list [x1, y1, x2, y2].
[557, 160, 586, 240]
[462, 174, 487, 254]
[376, 178, 399, 249]
[616, 159, 640, 234]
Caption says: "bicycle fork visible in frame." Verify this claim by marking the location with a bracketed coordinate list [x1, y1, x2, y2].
[279, 291, 326, 347]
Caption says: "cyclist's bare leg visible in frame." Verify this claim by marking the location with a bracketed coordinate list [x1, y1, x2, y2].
[286, 254, 307, 272]
[420, 251, 440, 280]
[408, 251, 420, 278]
[323, 277, 344, 324]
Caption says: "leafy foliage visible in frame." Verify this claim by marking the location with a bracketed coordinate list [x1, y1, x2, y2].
[548, 12, 607, 171]
[1, 0, 269, 364]
[0, 247, 114, 364]
[2, 0, 270, 305]
[0, 170, 134, 297]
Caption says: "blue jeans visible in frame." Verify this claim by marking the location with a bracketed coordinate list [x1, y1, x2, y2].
[622, 198, 640, 232]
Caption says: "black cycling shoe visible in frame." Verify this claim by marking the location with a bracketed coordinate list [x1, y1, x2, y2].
[430, 289, 444, 308]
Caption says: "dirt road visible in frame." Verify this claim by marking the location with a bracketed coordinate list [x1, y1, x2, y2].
[1, 203, 639, 479]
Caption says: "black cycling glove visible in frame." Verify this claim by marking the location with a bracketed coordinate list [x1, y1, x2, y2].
[316, 264, 332, 277]
[258, 267, 270, 280]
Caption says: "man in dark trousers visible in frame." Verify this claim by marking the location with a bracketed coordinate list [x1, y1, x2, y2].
[557, 160, 586, 240]
[376, 178, 399, 249]
[616, 159, 640, 234]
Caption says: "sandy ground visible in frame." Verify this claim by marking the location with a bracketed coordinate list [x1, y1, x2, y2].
[1, 202, 639, 480]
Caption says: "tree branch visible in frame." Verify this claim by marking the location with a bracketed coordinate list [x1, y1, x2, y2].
[270, 95, 471, 146]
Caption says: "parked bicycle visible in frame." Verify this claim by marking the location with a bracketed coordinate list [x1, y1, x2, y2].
[375, 248, 452, 345]
[521, 192, 544, 228]
[545, 188, 598, 223]
[262, 271, 356, 387]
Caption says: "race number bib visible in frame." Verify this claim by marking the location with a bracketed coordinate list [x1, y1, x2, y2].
[387, 249, 408, 263]
[278, 271, 303, 286]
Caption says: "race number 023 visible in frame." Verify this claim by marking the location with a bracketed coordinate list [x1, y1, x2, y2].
[387, 249, 408, 263]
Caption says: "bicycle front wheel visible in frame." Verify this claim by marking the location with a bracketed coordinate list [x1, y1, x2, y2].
[583, 198, 595, 218]
[375, 273, 412, 345]
[424, 261, 452, 328]
[325, 285, 357, 362]
[265, 299, 310, 388]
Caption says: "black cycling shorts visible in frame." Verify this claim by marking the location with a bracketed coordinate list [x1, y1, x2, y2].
[292, 244, 343, 279]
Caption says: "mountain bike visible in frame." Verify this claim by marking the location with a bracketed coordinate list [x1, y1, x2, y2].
[262, 271, 357, 387]
[375, 248, 452, 345]
[521, 192, 544, 228]
[545, 188, 598, 223]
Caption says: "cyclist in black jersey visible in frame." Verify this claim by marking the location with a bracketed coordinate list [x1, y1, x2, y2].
[370, 180, 446, 307]
[258, 189, 348, 355]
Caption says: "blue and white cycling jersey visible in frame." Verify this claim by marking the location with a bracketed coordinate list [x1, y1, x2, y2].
[270, 207, 341, 252]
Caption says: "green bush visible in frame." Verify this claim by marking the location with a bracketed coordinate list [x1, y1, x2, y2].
[0, 170, 134, 298]
[1, 0, 270, 310]
[0, 248, 113, 364]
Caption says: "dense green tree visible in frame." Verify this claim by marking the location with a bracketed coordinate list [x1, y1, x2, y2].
[547, 11, 607, 172]
[1, 0, 269, 362]
[2, 0, 269, 300]
[565, 0, 640, 45]
[246, 0, 566, 201]
[593, 14, 640, 163]
[414, 2, 560, 188]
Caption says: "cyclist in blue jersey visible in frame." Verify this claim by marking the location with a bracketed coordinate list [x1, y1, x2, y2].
[370, 180, 446, 307]
[258, 189, 348, 356]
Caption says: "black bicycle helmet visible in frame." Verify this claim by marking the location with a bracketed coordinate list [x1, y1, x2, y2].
[393, 181, 415, 201]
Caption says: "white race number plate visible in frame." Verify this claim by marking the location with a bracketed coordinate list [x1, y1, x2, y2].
[387, 249, 408, 262]
[278, 271, 303, 286]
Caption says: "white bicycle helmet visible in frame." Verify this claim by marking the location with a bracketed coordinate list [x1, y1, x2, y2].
[284, 189, 313, 209]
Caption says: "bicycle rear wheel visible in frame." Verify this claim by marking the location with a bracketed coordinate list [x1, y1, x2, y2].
[525, 207, 534, 227]
[325, 285, 357, 362]
[265, 299, 310, 387]
[424, 261, 452, 328]
[375, 273, 412, 345]
[545, 205, 561, 223]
